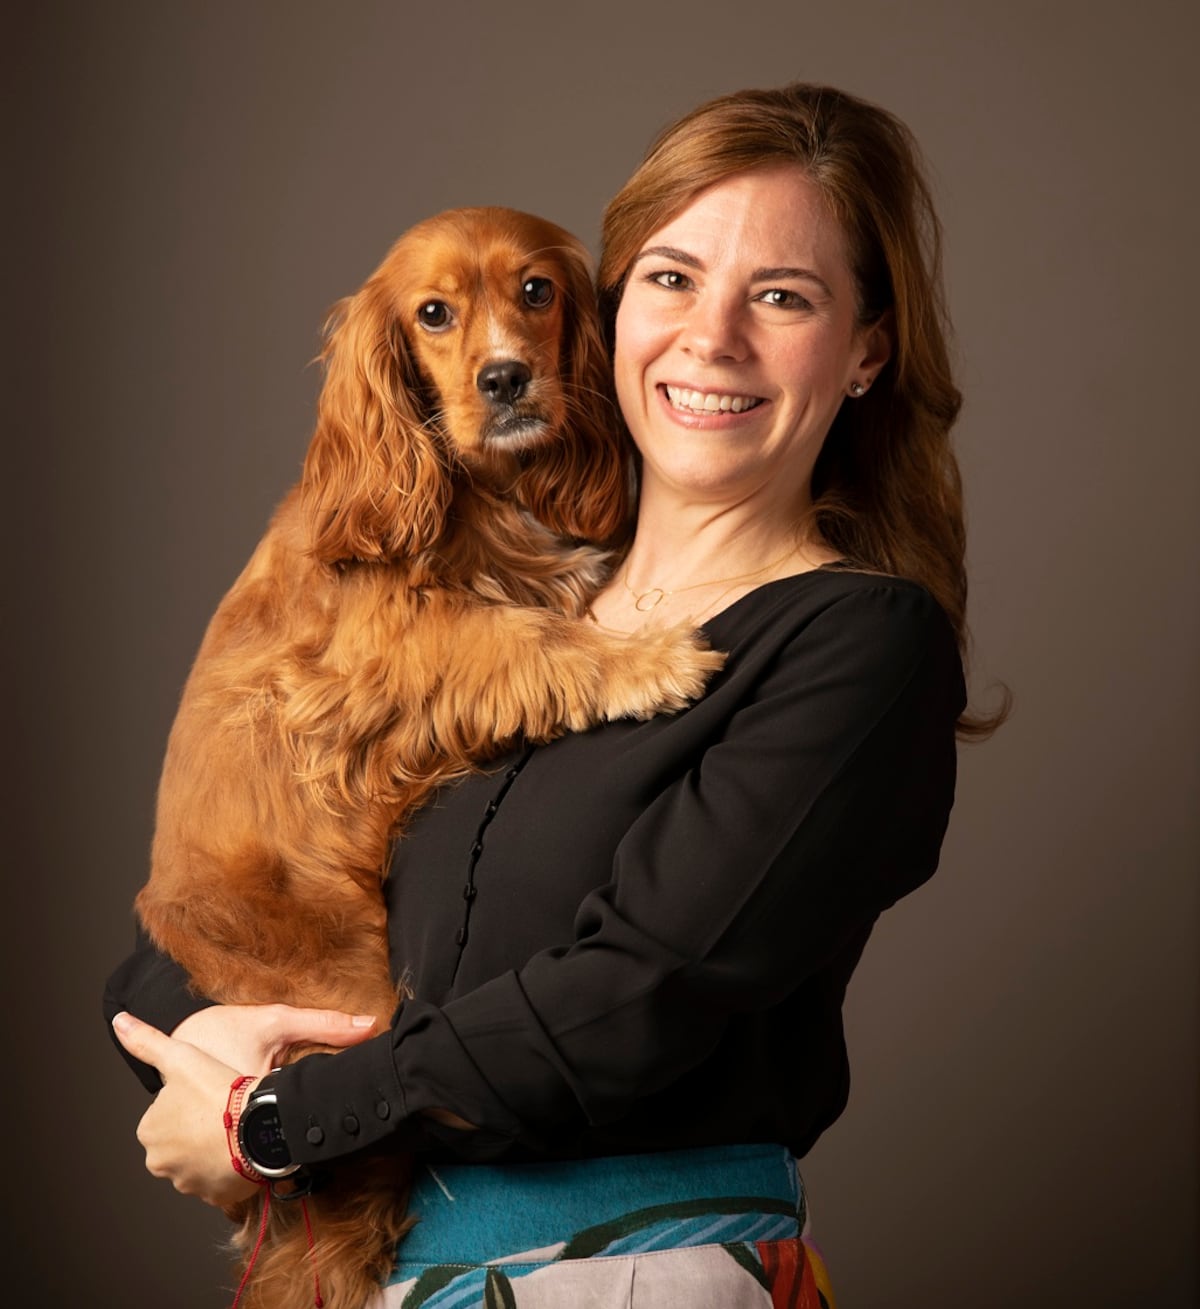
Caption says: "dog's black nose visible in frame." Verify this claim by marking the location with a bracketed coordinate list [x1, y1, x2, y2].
[477, 360, 532, 406]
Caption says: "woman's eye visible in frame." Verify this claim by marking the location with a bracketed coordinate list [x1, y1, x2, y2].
[758, 288, 811, 309]
[417, 301, 453, 331]
[523, 277, 555, 307]
[651, 270, 692, 291]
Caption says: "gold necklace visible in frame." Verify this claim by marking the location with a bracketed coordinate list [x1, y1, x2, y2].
[621, 544, 800, 613]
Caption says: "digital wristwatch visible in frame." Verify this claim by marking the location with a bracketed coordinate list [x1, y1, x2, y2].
[236, 1080, 301, 1180]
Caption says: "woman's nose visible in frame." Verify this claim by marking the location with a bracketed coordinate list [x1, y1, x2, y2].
[678, 292, 749, 363]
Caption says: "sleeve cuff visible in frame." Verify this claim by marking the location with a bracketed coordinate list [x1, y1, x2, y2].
[274, 1002, 525, 1166]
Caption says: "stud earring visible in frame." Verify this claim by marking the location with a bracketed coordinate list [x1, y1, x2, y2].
[849, 381, 867, 397]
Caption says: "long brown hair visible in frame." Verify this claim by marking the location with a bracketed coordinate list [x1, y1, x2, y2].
[600, 83, 1006, 737]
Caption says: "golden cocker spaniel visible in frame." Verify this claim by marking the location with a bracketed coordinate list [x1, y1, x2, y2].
[134, 206, 723, 1309]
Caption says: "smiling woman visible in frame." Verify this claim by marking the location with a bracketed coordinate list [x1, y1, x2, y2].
[107, 83, 997, 1309]
[592, 165, 891, 625]
[597, 85, 979, 683]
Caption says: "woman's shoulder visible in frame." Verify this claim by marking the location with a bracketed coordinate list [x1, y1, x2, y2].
[705, 565, 954, 650]
[696, 566, 965, 727]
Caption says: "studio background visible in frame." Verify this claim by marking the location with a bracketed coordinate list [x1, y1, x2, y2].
[9, 2, 1196, 1305]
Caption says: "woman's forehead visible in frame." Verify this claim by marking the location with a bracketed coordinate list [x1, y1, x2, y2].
[639, 166, 851, 276]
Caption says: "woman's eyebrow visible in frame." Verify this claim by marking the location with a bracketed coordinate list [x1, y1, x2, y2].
[633, 245, 703, 269]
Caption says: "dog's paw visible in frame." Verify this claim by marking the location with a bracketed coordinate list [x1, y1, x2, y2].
[592, 625, 726, 722]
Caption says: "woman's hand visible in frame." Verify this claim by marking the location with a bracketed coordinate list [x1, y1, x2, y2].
[111, 1006, 379, 1207]
[112, 1011, 259, 1206]
[170, 1002, 379, 1076]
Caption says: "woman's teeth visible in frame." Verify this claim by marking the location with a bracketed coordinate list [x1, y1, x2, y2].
[665, 386, 762, 414]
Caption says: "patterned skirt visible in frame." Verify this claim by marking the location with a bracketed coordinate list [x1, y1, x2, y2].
[369, 1143, 836, 1308]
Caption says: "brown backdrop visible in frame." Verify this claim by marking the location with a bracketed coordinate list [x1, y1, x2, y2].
[10, 1, 1197, 1304]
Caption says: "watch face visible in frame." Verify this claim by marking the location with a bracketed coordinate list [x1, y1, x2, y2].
[240, 1098, 294, 1174]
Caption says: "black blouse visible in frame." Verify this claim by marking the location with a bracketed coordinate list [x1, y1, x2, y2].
[105, 569, 965, 1168]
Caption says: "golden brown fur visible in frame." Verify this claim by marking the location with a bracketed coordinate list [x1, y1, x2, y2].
[135, 207, 722, 1309]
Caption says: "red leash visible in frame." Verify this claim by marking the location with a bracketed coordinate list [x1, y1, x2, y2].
[231, 1188, 272, 1308]
[225, 1076, 324, 1308]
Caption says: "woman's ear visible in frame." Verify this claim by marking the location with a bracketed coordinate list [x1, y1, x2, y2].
[301, 278, 452, 563]
[855, 309, 894, 386]
[514, 238, 632, 546]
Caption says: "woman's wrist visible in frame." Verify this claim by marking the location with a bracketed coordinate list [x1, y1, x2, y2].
[223, 1075, 267, 1185]
[234, 1072, 306, 1180]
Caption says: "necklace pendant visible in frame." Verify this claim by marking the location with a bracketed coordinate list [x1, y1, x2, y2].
[634, 588, 666, 612]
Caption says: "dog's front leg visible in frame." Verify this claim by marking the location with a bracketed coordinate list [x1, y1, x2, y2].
[412, 602, 725, 763]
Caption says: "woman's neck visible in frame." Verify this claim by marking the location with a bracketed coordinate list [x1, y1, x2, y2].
[588, 491, 837, 633]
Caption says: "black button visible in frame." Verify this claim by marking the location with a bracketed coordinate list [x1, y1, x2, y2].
[306, 1125, 325, 1146]
[485, 800, 499, 816]
[456, 927, 469, 946]
[462, 883, 477, 901]
[342, 1114, 360, 1135]
[470, 841, 484, 858]
[375, 1100, 391, 1121]
[506, 767, 520, 780]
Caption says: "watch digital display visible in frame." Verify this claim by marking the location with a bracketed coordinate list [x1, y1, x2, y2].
[238, 1091, 299, 1177]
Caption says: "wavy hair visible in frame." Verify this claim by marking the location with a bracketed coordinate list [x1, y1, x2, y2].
[600, 83, 1006, 736]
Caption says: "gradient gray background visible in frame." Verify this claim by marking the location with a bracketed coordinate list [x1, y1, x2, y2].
[10, 2, 1197, 1305]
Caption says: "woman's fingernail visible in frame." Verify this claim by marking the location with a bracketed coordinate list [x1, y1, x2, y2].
[112, 1012, 133, 1033]
[351, 1015, 377, 1028]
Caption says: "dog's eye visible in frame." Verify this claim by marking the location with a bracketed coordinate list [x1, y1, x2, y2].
[418, 301, 454, 332]
[522, 278, 554, 308]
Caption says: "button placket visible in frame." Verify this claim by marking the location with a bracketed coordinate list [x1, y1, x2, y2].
[450, 747, 534, 980]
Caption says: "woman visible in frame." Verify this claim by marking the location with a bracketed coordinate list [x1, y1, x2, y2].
[108, 82, 995, 1307]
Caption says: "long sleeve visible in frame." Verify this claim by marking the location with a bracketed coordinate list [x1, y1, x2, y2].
[275, 577, 964, 1165]
[103, 924, 215, 1091]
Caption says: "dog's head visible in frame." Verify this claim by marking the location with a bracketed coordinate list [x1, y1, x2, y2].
[302, 207, 631, 564]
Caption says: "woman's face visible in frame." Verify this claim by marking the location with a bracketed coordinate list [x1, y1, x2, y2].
[614, 164, 889, 515]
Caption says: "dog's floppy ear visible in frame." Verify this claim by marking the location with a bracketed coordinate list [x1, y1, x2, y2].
[514, 236, 632, 547]
[301, 275, 452, 564]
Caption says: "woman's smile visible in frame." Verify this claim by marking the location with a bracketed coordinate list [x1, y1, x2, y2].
[662, 384, 766, 417]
